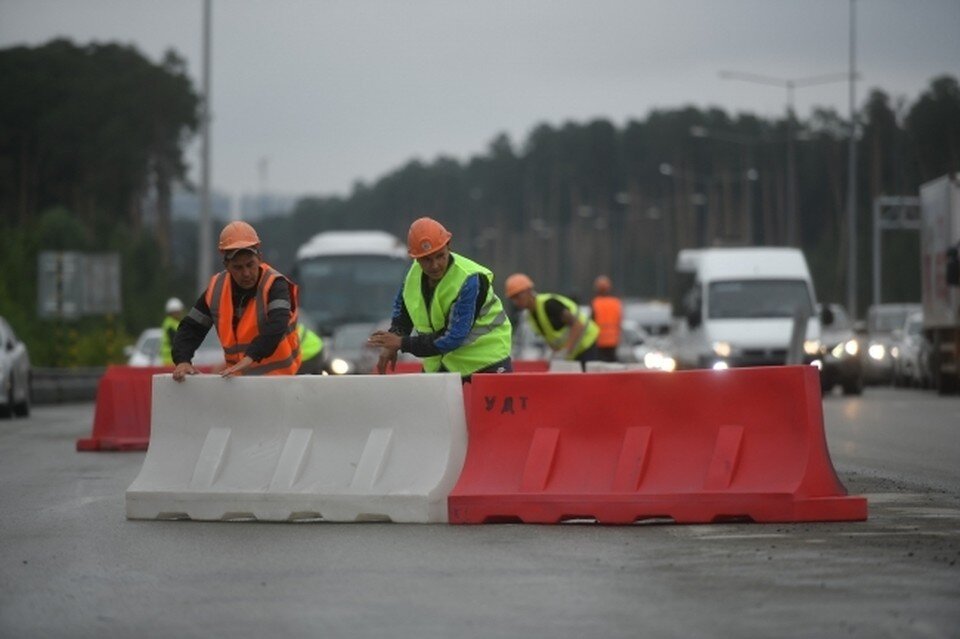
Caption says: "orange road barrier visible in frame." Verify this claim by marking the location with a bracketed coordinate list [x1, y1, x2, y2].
[512, 360, 549, 373]
[387, 361, 425, 374]
[76, 366, 167, 451]
[448, 366, 867, 524]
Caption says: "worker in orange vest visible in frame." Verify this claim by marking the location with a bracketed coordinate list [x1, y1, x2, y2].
[591, 274, 623, 362]
[171, 221, 301, 381]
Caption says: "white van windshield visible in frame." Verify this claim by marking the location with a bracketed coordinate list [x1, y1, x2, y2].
[708, 280, 813, 319]
[298, 255, 408, 332]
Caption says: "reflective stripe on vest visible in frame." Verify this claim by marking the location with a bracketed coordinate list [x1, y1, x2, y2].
[529, 293, 600, 359]
[592, 295, 623, 348]
[402, 252, 512, 376]
[205, 262, 302, 376]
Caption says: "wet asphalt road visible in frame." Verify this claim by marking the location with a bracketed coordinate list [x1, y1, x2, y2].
[0, 386, 958, 639]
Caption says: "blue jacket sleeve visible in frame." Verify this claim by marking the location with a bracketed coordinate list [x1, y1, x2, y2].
[401, 274, 481, 357]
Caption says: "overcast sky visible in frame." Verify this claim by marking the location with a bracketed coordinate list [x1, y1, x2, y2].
[2, 0, 958, 202]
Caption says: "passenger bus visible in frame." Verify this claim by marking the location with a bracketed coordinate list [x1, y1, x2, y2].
[294, 230, 409, 336]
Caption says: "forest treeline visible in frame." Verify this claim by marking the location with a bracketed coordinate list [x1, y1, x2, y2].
[1, 38, 958, 364]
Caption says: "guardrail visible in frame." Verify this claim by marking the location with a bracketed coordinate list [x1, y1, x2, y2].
[31, 367, 105, 404]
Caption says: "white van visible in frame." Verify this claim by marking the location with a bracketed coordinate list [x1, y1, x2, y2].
[670, 247, 822, 370]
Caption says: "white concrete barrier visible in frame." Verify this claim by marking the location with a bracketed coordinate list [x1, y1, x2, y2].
[547, 360, 584, 373]
[126, 373, 467, 523]
[584, 361, 648, 373]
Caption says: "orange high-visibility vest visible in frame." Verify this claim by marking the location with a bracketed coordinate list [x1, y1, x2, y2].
[591, 295, 623, 348]
[205, 262, 301, 375]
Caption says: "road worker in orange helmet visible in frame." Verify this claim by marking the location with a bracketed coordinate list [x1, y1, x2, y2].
[591, 274, 623, 362]
[367, 217, 513, 380]
[171, 220, 302, 381]
[505, 272, 600, 370]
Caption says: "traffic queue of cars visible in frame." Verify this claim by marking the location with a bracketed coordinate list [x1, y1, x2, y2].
[0, 291, 936, 413]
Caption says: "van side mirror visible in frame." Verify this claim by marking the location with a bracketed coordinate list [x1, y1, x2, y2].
[947, 246, 960, 286]
[820, 305, 835, 327]
[682, 288, 702, 328]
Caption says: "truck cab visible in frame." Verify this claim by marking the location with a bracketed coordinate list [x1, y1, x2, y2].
[671, 247, 822, 370]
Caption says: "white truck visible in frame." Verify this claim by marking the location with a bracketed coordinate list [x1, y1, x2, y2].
[670, 247, 823, 370]
[919, 174, 960, 394]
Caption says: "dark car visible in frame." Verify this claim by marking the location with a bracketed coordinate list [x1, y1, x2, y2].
[863, 303, 921, 385]
[0, 316, 32, 418]
[818, 303, 863, 395]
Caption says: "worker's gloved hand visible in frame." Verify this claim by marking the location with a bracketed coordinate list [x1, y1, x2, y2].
[172, 362, 198, 382]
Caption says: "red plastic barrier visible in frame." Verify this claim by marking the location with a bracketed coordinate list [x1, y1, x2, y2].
[381, 361, 425, 374]
[512, 360, 549, 373]
[76, 366, 170, 451]
[449, 366, 867, 524]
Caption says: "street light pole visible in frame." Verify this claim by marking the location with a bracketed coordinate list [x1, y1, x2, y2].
[689, 126, 760, 244]
[846, 0, 859, 319]
[719, 69, 849, 247]
[197, 0, 213, 294]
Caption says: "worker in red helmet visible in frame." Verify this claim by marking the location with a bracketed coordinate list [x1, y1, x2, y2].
[591, 274, 623, 362]
[367, 217, 513, 379]
[171, 220, 301, 381]
[504, 272, 600, 370]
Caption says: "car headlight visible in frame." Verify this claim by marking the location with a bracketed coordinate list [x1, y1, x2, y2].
[712, 341, 732, 358]
[868, 343, 886, 361]
[844, 339, 859, 356]
[803, 339, 821, 355]
[643, 351, 664, 370]
[329, 358, 351, 375]
[830, 339, 859, 359]
[660, 356, 677, 372]
[890, 345, 900, 359]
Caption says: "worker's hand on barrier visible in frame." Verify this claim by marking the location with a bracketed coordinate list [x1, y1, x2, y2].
[220, 356, 253, 378]
[172, 362, 198, 382]
[367, 331, 401, 374]
[376, 349, 398, 375]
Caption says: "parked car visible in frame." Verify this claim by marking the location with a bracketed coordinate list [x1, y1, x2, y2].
[126, 327, 224, 368]
[0, 315, 31, 418]
[817, 303, 864, 395]
[863, 303, 922, 384]
[891, 310, 930, 387]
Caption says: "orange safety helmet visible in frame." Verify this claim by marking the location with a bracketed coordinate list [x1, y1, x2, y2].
[594, 274, 612, 294]
[504, 273, 535, 298]
[407, 217, 452, 258]
[218, 221, 261, 256]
